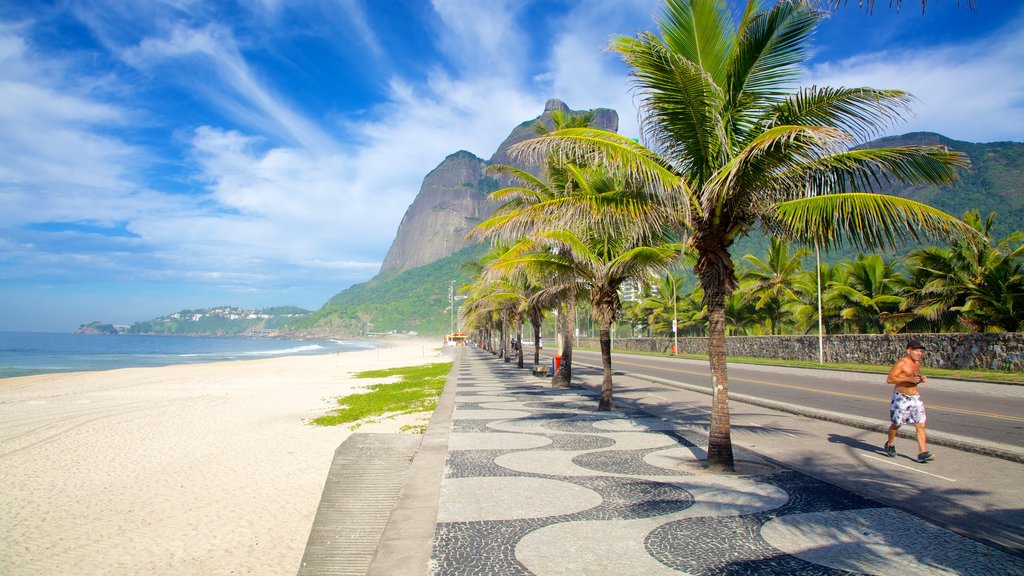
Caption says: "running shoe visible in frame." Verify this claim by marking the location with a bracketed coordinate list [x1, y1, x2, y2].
[917, 451, 934, 463]
[883, 442, 896, 458]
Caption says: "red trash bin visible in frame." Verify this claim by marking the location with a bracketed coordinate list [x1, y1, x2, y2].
[553, 354, 562, 374]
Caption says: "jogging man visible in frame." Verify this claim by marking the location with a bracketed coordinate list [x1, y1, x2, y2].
[883, 339, 934, 463]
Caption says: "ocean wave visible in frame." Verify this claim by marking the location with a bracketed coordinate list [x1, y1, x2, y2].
[177, 344, 325, 358]
[239, 344, 325, 356]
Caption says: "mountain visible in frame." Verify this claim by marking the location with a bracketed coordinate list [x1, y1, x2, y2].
[286, 99, 618, 338]
[379, 98, 618, 275]
[859, 132, 1024, 240]
[378, 151, 494, 274]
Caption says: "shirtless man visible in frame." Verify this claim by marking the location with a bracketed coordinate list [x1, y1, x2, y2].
[884, 339, 934, 463]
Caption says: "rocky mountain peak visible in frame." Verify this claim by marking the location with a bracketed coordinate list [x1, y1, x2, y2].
[379, 100, 619, 275]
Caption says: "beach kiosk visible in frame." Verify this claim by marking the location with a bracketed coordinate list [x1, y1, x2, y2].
[444, 332, 468, 347]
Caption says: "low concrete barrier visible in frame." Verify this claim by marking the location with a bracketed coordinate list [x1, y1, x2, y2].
[576, 333, 1024, 371]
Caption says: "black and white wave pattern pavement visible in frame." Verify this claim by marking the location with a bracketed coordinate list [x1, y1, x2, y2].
[429, 350, 1024, 576]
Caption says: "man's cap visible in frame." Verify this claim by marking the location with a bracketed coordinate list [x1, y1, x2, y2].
[906, 339, 925, 350]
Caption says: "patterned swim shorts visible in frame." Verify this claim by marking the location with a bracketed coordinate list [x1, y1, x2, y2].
[890, 392, 926, 426]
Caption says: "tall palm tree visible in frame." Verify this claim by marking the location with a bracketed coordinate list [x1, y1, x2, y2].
[473, 108, 609, 387]
[740, 238, 810, 334]
[510, 0, 977, 471]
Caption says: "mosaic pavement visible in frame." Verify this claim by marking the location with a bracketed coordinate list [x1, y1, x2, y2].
[428, 349, 1024, 576]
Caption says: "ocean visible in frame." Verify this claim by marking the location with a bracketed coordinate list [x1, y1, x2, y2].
[0, 332, 378, 379]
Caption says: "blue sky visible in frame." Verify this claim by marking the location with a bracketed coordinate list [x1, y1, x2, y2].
[1, 0, 1021, 332]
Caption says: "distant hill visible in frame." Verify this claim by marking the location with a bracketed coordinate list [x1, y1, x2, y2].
[127, 306, 311, 336]
[75, 321, 119, 334]
[860, 132, 1024, 240]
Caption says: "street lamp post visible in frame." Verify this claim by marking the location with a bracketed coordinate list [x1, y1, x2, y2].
[672, 274, 678, 356]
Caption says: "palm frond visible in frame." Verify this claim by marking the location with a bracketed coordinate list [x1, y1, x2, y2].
[658, 0, 733, 87]
[778, 145, 970, 196]
[611, 32, 725, 177]
[774, 192, 983, 251]
[727, 0, 818, 122]
[508, 127, 694, 216]
[702, 123, 851, 215]
[768, 86, 916, 142]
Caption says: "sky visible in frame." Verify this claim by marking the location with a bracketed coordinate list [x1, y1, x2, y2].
[1, 0, 1021, 333]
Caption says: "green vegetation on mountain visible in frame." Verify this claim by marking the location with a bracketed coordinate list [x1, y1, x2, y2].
[287, 244, 489, 337]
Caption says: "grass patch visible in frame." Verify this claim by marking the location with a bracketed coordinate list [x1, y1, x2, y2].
[576, 346, 1024, 385]
[311, 362, 452, 428]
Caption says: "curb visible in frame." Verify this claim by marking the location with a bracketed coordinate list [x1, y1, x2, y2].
[573, 360, 1024, 465]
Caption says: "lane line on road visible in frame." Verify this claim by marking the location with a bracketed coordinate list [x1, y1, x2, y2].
[611, 357, 1024, 423]
[861, 454, 957, 482]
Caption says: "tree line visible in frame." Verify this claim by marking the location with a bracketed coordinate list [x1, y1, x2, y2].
[615, 212, 1022, 339]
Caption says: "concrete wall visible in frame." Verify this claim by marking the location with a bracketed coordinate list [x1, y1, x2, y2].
[575, 333, 1024, 371]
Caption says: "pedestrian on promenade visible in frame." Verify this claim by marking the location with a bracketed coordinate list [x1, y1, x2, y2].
[884, 339, 934, 463]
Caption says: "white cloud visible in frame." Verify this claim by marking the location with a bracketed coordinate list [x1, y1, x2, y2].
[431, 0, 528, 79]
[803, 17, 1024, 143]
[0, 27, 143, 223]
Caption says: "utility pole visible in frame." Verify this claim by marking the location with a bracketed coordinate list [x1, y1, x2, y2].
[449, 280, 455, 335]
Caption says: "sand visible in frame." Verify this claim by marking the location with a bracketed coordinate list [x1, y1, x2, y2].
[0, 338, 445, 575]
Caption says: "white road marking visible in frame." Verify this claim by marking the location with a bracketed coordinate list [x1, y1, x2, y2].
[749, 423, 795, 437]
[862, 454, 957, 482]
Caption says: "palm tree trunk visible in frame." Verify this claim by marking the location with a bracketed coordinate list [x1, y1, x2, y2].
[706, 288, 735, 472]
[501, 315, 509, 362]
[598, 321, 613, 411]
[552, 297, 575, 388]
[695, 233, 737, 473]
[516, 316, 524, 369]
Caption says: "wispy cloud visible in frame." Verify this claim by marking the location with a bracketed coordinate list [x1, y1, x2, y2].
[122, 23, 339, 151]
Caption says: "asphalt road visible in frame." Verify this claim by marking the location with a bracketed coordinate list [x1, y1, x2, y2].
[560, 348, 1024, 448]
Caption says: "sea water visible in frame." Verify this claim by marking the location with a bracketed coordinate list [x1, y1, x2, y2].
[0, 332, 378, 379]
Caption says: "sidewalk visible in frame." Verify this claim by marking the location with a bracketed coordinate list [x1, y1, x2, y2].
[365, 346, 1024, 575]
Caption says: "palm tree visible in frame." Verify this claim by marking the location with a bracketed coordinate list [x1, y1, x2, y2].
[961, 256, 1024, 332]
[510, 0, 977, 471]
[495, 227, 681, 410]
[904, 211, 1024, 332]
[740, 238, 810, 334]
[789, 260, 843, 335]
[828, 254, 909, 333]
[642, 270, 690, 338]
[823, 0, 974, 14]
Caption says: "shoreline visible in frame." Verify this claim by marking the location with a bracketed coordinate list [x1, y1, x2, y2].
[0, 338, 444, 575]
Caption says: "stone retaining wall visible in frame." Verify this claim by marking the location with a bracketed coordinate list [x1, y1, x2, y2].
[575, 333, 1024, 371]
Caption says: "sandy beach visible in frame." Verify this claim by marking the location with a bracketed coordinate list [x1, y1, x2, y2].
[0, 338, 445, 575]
